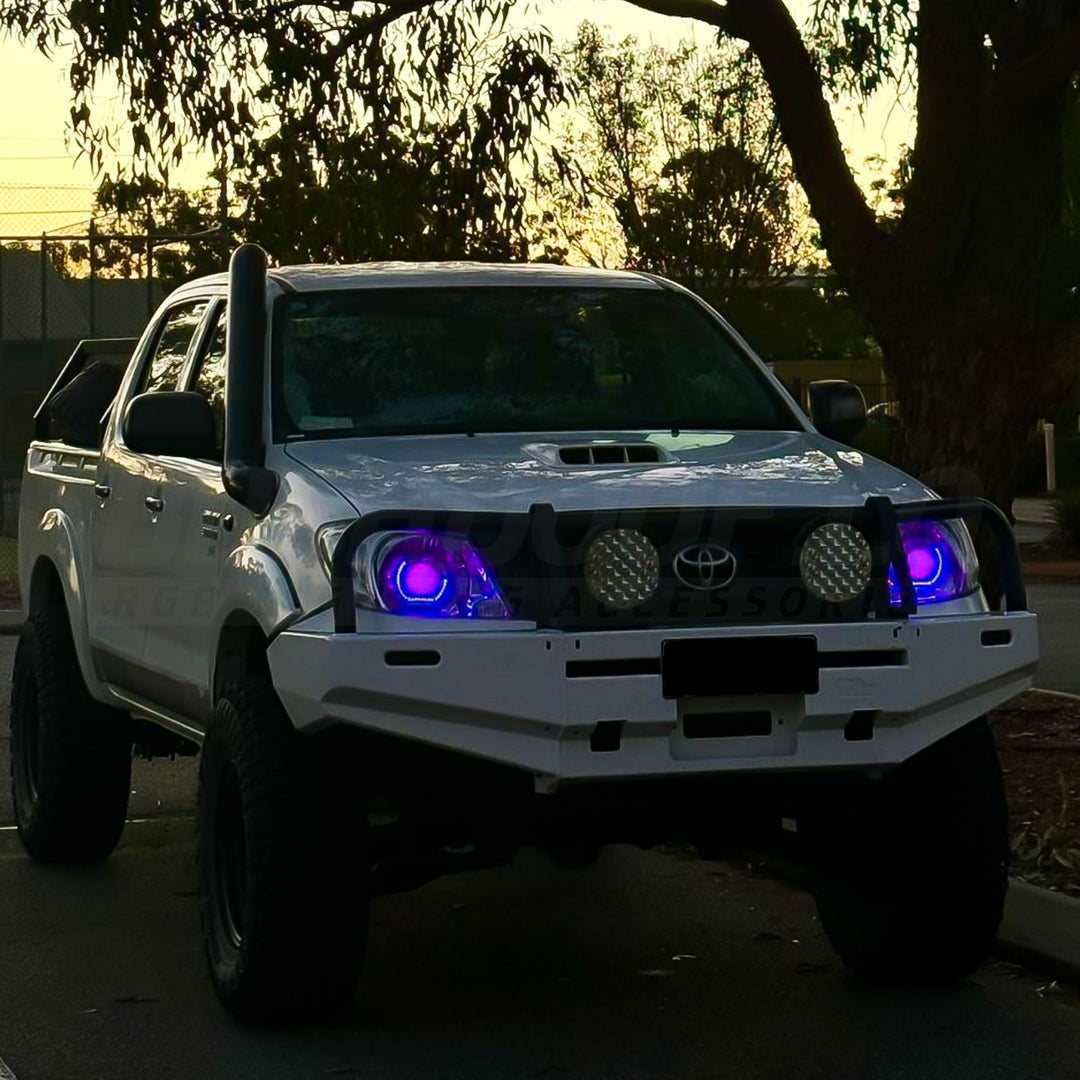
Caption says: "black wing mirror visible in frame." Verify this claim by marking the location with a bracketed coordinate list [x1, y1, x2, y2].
[808, 380, 867, 445]
[123, 391, 219, 460]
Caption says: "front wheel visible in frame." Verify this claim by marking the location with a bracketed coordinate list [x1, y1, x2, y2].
[806, 717, 1008, 985]
[198, 674, 369, 1025]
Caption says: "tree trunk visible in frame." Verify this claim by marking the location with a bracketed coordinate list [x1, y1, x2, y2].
[866, 78, 1073, 515]
[885, 323, 1032, 513]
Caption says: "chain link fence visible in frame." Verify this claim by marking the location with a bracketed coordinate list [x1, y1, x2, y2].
[0, 226, 231, 607]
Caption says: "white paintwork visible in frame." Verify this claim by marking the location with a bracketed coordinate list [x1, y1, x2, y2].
[16, 467, 107, 698]
[176, 260, 665, 295]
[138, 455, 233, 721]
[281, 430, 933, 516]
[269, 611, 1038, 781]
[16, 260, 1038, 777]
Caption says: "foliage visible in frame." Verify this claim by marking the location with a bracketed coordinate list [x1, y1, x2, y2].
[1054, 486, 1080, 550]
[5, 1, 560, 181]
[715, 278, 872, 361]
[543, 24, 804, 293]
[232, 28, 565, 265]
[67, 175, 227, 284]
[8, 1, 566, 269]
[80, 16, 569, 269]
[9, 0, 1080, 506]
[808, 0, 917, 97]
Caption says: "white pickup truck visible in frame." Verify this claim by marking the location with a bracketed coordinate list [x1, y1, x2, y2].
[12, 245, 1037, 1024]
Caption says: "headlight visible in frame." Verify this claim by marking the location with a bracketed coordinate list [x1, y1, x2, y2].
[353, 530, 512, 618]
[888, 520, 979, 605]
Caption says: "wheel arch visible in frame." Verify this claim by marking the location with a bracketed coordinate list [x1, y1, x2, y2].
[210, 543, 301, 708]
[212, 611, 271, 704]
[25, 550, 102, 698]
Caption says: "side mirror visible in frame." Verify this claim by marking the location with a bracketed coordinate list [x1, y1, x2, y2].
[808, 380, 867, 445]
[123, 391, 218, 460]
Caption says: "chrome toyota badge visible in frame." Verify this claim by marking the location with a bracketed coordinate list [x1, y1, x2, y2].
[672, 544, 737, 590]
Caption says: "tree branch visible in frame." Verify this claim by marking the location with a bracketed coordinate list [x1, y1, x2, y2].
[642, 0, 890, 298]
[898, 1, 987, 283]
[325, 0, 437, 61]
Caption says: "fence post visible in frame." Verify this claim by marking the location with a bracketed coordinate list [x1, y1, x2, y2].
[1045, 421, 1057, 493]
[40, 234, 47, 366]
[0, 242, 4, 537]
[146, 235, 155, 321]
[88, 221, 97, 336]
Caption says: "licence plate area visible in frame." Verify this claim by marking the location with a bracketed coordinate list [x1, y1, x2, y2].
[661, 636, 819, 698]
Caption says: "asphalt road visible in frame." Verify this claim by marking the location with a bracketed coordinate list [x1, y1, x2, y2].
[1028, 583, 1080, 695]
[3, 638, 1080, 1077]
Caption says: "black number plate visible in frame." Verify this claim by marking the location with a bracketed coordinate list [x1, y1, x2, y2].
[661, 636, 819, 698]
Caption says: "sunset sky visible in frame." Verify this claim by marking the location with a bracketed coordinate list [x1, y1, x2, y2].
[0, 0, 913, 237]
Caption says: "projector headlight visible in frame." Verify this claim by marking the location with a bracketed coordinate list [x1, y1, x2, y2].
[889, 519, 979, 606]
[353, 530, 512, 619]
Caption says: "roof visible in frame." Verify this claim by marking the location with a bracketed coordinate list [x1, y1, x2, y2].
[178, 261, 664, 295]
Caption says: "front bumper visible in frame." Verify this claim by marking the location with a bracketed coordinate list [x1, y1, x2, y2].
[268, 611, 1038, 784]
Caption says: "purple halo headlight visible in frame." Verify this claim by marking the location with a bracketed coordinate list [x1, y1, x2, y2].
[354, 531, 512, 618]
[888, 520, 979, 606]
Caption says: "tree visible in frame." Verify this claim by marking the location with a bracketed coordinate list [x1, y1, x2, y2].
[71, 174, 229, 284]
[79, 20, 568, 268]
[78, 17, 565, 267]
[9, 0, 1080, 506]
[547, 25, 805, 296]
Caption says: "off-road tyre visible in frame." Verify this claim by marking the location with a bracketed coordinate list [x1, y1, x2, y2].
[806, 717, 1008, 985]
[9, 598, 132, 862]
[199, 674, 369, 1026]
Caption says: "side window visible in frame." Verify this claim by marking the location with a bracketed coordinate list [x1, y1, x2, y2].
[137, 300, 209, 395]
[189, 306, 227, 457]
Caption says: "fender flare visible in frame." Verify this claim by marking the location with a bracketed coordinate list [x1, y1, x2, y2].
[30, 508, 103, 695]
[210, 543, 302, 690]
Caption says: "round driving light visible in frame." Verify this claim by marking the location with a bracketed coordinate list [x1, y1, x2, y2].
[584, 528, 659, 611]
[799, 522, 872, 603]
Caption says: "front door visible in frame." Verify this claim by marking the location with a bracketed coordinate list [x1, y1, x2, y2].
[88, 297, 211, 694]
[140, 301, 238, 722]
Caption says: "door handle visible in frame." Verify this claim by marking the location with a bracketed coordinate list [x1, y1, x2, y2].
[94, 482, 111, 499]
[144, 495, 165, 513]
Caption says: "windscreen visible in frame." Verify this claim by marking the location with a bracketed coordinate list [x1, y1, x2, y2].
[271, 285, 795, 439]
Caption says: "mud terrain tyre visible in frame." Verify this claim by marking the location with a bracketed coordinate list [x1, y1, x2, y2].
[9, 598, 132, 862]
[807, 717, 1008, 985]
[199, 674, 369, 1026]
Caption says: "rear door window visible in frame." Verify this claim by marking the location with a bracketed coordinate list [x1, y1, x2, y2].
[187, 305, 227, 457]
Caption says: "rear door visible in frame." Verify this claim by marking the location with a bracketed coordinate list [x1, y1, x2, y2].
[88, 298, 211, 692]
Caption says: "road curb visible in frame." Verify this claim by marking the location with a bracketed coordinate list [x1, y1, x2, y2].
[998, 880, 1080, 986]
[1031, 687, 1080, 702]
[0, 611, 23, 634]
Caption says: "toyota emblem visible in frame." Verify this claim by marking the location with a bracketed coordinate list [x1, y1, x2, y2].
[672, 544, 737, 590]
